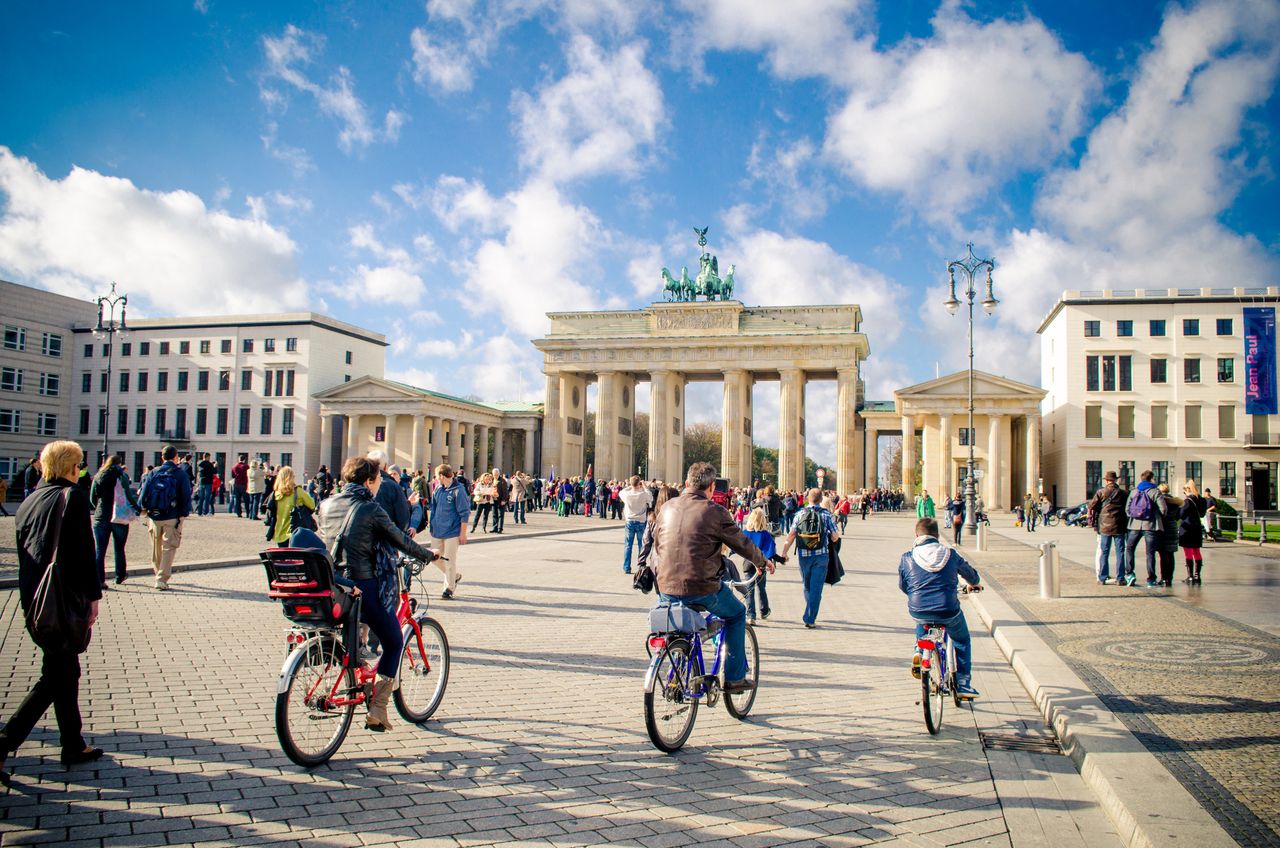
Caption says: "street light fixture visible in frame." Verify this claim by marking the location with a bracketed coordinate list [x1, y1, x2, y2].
[93, 282, 128, 463]
[944, 244, 996, 537]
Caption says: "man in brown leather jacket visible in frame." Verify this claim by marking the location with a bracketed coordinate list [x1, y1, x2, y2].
[654, 462, 770, 693]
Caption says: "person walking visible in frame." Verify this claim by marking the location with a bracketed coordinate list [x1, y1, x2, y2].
[780, 488, 841, 629]
[138, 445, 193, 591]
[619, 476, 653, 575]
[1179, 480, 1208, 585]
[266, 466, 315, 545]
[946, 493, 964, 546]
[195, 453, 216, 516]
[1154, 483, 1181, 587]
[1022, 493, 1037, 531]
[88, 455, 142, 588]
[1088, 471, 1128, 585]
[916, 489, 935, 519]
[1, 441, 105, 786]
[1124, 470, 1167, 588]
[741, 507, 782, 624]
[470, 472, 496, 533]
[22, 455, 42, 499]
[230, 454, 248, 517]
[246, 460, 265, 519]
[428, 464, 470, 599]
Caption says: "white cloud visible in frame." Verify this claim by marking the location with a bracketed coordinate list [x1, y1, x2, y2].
[513, 35, 665, 183]
[260, 24, 402, 153]
[261, 122, 314, 176]
[0, 147, 307, 314]
[385, 366, 441, 391]
[746, 136, 833, 223]
[335, 223, 433, 305]
[464, 335, 544, 401]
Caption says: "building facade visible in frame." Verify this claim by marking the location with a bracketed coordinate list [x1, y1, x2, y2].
[1039, 287, 1280, 513]
[0, 280, 100, 486]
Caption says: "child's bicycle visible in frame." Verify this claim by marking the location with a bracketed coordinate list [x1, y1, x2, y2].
[916, 584, 981, 735]
[643, 573, 760, 753]
[263, 549, 450, 767]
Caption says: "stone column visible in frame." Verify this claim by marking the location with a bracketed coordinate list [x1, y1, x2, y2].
[319, 413, 333, 469]
[523, 427, 536, 473]
[667, 374, 687, 484]
[411, 415, 425, 472]
[431, 417, 445, 470]
[649, 370, 671, 483]
[779, 368, 804, 492]
[384, 414, 399, 468]
[346, 413, 363, 461]
[1026, 411, 1041, 496]
[595, 372, 618, 481]
[721, 369, 747, 484]
[835, 367, 858, 496]
[741, 374, 755, 486]
[493, 426, 507, 473]
[615, 374, 637, 479]
[901, 414, 916, 499]
[474, 424, 488, 472]
[541, 373, 562, 477]
[559, 373, 586, 476]
[986, 414, 1004, 509]
[939, 413, 953, 497]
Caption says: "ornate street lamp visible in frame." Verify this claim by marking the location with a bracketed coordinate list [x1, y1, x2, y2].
[94, 283, 128, 462]
[944, 244, 997, 536]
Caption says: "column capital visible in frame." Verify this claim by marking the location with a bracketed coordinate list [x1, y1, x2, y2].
[837, 365, 858, 380]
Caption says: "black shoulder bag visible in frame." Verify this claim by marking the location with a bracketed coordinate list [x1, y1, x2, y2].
[26, 488, 93, 654]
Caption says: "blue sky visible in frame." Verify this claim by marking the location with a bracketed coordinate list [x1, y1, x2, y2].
[3, 0, 1278, 465]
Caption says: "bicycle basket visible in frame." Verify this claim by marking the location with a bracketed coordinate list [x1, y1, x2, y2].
[261, 547, 349, 626]
[648, 602, 706, 635]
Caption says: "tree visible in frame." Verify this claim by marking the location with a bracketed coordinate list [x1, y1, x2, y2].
[582, 411, 595, 473]
[632, 412, 649, 475]
[683, 422, 722, 469]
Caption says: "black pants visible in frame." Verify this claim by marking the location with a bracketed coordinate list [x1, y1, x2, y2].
[953, 520, 963, 545]
[493, 503, 505, 532]
[0, 649, 85, 757]
[471, 503, 492, 532]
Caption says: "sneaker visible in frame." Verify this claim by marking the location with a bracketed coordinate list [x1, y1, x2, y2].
[956, 681, 980, 700]
[747, 616, 756, 626]
[911, 653, 922, 679]
[804, 623, 816, 629]
[1097, 577, 1111, 585]
[154, 581, 169, 591]
[623, 569, 631, 574]
[441, 589, 454, 600]
[723, 678, 756, 694]
[761, 609, 771, 620]
[1145, 580, 1159, 588]
[1124, 574, 1137, 587]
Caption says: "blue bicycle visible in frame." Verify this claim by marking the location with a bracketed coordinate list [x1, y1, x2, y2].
[643, 574, 760, 752]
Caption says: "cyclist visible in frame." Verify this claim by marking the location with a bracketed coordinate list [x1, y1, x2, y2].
[317, 456, 439, 732]
[898, 517, 982, 699]
[651, 462, 770, 695]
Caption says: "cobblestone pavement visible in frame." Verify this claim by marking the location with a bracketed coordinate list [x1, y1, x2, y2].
[0, 517, 1120, 847]
[972, 521, 1280, 847]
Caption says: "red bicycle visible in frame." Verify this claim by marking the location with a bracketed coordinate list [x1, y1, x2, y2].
[263, 549, 450, 767]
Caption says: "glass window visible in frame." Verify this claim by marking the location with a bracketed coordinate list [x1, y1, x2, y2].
[1119, 460, 1135, 490]
[3, 326, 25, 351]
[1119, 405, 1135, 438]
[154, 408, 167, 435]
[1218, 358, 1234, 383]
[218, 369, 230, 391]
[99, 372, 108, 393]
[81, 373, 91, 393]
[280, 452, 293, 468]
[286, 337, 298, 352]
[216, 408, 228, 435]
[1150, 358, 1167, 383]
[177, 370, 188, 391]
[0, 409, 20, 433]
[1219, 404, 1235, 439]
[1185, 405, 1202, 439]
[264, 338, 276, 352]
[1119, 355, 1132, 391]
[1217, 318, 1233, 336]
[1220, 462, 1237, 497]
[1184, 358, 1200, 383]
[243, 339, 254, 353]
[1086, 356, 1099, 391]
[159, 341, 170, 355]
[1152, 405, 1168, 439]
[286, 370, 296, 396]
[195, 408, 207, 435]
[121, 342, 131, 356]
[157, 371, 168, 392]
[174, 408, 187, 436]
[179, 341, 190, 354]
[1186, 461, 1202, 488]
[264, 370, 273, 397]
[260, 407, 272, 435]
[198, 370, 210, 391]
[241, 369, 252, 391]
[139, 341, 150, 356]
[221, 339, 232, 354]
[97, 407, 107, 435]
[282, 407, 294, 435]
[83, 343, 93, 358]
[136, 371, 148, 392]
[239, 407, 250, 435]
[1183, 318, 1199, 336]
[39, 373, 59, 396]
[79, 408, 90, 435]
[36, 412, 57, 437]
[1149, 319, 1166, 337]
[1083, 321, 1100, 338]
[1086, 461, 1102, 497]
[958, 427, 972, 446]
[119, 371, 129, 392]
[135, 408, 146, 434]
[41, 332, 62, 357]
[1102, 355, 1116, 392]
[1152, 461, 1169, 486]
[1116, 320, 1133, 337]
[0, 368, 22, 392]
[1085, 405, 1102, 438]
[200, 340, 211, 354]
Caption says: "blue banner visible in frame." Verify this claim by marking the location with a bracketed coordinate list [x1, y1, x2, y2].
[1244, 307, 1277, 415]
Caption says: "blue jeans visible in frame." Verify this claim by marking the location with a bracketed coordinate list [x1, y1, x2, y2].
[197, 485, 213, 515]
[659, 583, 748, 682]
[622, 520, 645, 572]
[351, 577, 403, 678]
[912, 609, 972, 682]
[747, 570, 770, 618]
[513, 500, 526, 523]
[231, 487, 246, 517]
[94, 520, 130, 583]
[1097, 533, 1125, 581]
[798, 556, 827, 625]
[1125, 529, 1158, 582]
[249, 492, 262, 517]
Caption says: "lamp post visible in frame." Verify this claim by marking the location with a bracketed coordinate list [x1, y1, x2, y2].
[94, 283, 128, 463]
[944, 244, 997, 536]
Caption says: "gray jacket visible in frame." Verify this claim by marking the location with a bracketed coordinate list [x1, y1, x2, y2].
[1126, 484, 1167, 532]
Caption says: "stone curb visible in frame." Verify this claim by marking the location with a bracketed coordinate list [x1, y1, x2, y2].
[968, 581, 1237, 848]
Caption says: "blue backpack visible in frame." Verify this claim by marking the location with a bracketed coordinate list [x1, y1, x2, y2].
[141, 466, 180, 518]
[1126, 488, 1155, 522]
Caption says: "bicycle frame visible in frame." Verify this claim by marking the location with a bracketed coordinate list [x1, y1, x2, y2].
[917, 626, 953, 693]
[644, 613, 725, 698]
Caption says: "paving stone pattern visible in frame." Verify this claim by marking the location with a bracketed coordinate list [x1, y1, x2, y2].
[973, 524, 1280, 848]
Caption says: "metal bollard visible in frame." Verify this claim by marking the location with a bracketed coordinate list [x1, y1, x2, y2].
[1039, 540, 1060, 599]
[977, 522, 988, 551]
[1237, 515, 1245, 542]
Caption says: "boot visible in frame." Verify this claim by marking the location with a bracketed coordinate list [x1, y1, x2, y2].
[365, 674, 396, 732]
[1194, 562, 1203, 585]
[1183, 558, 1194, 584]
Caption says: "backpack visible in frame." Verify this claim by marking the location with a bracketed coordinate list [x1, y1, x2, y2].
[794, 508, 826, 551]
[1126, 488, 1154, 522]
[141, 466, 180, 519]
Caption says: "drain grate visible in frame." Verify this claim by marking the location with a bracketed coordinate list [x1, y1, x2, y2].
[980, 731, 1063, 754]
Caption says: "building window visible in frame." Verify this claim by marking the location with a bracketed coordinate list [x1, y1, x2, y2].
[118, 371, 130, 392]
[286, 370, 296, 396]
[154, 408, 167, 435]
[218, 369, 231, 391]
[159, 341, 170, 355]
[174, 408, 187, 436]
[1150, 358, 1167, 384]
[1085, 405, 1102, 439]
[1186, 461, 1202, 488]
[344, 375, 351, 382]
[3, 326, 25, 351]
[1219, 404, 1236, 439]
[1103, 356, 1116, 391]
[36, 413, 57, 437]
[240, 369, 252, 391]
[137, 371, 149, 392]
[115, 407, 128, 435]
[282, 407, 294, 435]
[1152, 461, 1169, 486]
[1185, 405, 1202, 439]
[179, 341, 190, 354]
[1086, 356, 1099, 391]
[1149, 319, 1166, 337]
[1216, 318, 1233, 336]
[1184, 358, 1200, 383]
[958, 427, 973, 446]
[81, 373, 91, 393]
[216, 408, 228, 435]
[200, 340, 211, 354]
[239, 407, 250, 435]
[1086, 461, 1102, 497]
[260, 407, 272, 435]
[1083, 321, 1100, 338]
[135, 408, 146, 434]
[286, 337, 297, 352]
[221, 339, 232, 354]
[121, 342, 131, 356]
[1220, 462, 1237, 497]
[1116, 320, 1133, 337]
[280, 452, 292, 468]
[1119, 356, 1132, 391]
[177, 370, 189, 391]
[0, 409, 20, 433]
[97, 408, 107, 435]
[1183, 318, 1199, 336]
[83, 343, 93, 358]
[195, 407, 207, 435]
[99, 372, 108, 393]
[157, 371, 169, 392]
[1118, 405, 1135, 439]
[1119, 460, 1135, 490]
[79, 408, 90, 435]
[264, 370, 273, 397]
[139, 341, 150, 356]
[264, 338, 276, 352]
[243, 339, 254, 353]
[1218, 358, 1234, 383]
[1152, 405, 1168, 439]
[39, 373, 60, 397]
[198, 370, 210, 391]
[1, 367, 23, 393]
[41, 333, 63, 357]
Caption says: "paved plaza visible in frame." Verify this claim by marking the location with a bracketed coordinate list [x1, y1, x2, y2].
[0, 515, 1126, 848]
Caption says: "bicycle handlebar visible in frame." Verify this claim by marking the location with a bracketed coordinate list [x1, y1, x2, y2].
[725, 569, 761, 591]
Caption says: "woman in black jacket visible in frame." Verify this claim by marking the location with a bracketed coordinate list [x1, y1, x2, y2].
[1155, 483, 1181, 587]
[317, 456, 438, 732]
[1179, 480, 1208, 585]
[1, 440, 104, 786]
[88, 455, 142, 588]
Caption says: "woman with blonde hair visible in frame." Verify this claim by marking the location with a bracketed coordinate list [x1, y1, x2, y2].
[741, 507, 782, 624]
[470, 472, 496, 533]
[1178, 479, 1208, 585]
[267, 466, 315, 544]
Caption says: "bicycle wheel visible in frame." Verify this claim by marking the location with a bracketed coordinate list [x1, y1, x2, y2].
[921, 648, 945, 735]
[395, 617, 450, 723]
[644, 638, 699, 752]
[723, 624, 759, 719]
[276, 636, 355, 767]
[1046, 513, 1059, 527]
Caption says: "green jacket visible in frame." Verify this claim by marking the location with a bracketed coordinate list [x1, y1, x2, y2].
[916, 495, 935, 518]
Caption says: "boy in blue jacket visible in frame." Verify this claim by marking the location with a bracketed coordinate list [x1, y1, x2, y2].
[898, 517, 982, 699]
